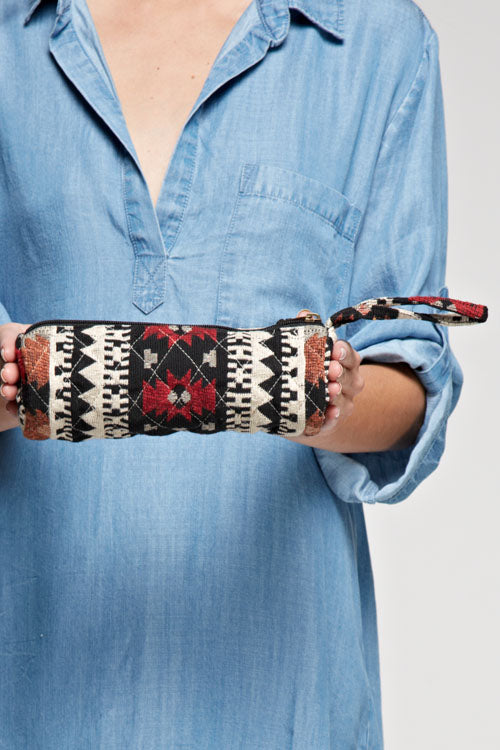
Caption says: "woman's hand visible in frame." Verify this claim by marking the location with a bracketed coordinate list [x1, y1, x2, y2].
[282, 310, 365, 449]
[0, 322, 30, 432]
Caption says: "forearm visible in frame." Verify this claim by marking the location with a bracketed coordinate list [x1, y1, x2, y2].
[317, 362, 427, 454]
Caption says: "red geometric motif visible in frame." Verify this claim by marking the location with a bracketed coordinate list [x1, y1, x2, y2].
[304, 333, 326, 388]
[408, 296, 487, 320]
[143, 325, 217, 347]
[142, 369, 216, 422]
[357, 302, 372, 316]
[14, 293, 487, 442]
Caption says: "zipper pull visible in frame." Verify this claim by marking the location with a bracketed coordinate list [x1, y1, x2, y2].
[296, 309, 322, 322]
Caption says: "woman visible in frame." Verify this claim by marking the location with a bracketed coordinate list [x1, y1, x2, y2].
[0, 0, 462, 746]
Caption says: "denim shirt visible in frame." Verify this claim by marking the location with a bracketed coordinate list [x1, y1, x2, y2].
[0, 0, 463, 747]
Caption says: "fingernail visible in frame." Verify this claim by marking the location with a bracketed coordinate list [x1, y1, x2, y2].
[0, 366, 6, 383]
[339, 347, 346, 361]
[1, 348, 5, 360]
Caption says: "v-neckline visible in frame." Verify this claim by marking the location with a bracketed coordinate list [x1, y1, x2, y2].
[80, 0, 255, 219]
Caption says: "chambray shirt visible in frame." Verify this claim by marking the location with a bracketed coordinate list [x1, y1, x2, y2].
[0, 0, 464, 747]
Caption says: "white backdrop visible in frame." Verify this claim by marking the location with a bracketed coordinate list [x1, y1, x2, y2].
[363, 1, 499, 748]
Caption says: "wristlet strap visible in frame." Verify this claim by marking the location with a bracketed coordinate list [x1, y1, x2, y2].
[325, 295, 488, 329]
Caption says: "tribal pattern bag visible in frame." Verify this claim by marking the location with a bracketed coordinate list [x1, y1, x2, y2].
[14, 295, 488, 442]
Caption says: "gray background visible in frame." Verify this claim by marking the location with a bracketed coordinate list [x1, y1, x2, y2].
[363, 1, 499, 747]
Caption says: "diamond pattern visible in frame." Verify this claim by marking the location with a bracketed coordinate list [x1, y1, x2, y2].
[15, 319, 330, 441]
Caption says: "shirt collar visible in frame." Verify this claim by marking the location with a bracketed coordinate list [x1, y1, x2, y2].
[288, 0, 344, 40]
[23, 0, 345, 40]
[24, 0, 57, 25]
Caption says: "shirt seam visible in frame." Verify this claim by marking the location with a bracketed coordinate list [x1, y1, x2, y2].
[255, 0, 276, 40]
[238, 191, 358, 241]
[383, 20, 436, 138]
[64, 24, 118, 107]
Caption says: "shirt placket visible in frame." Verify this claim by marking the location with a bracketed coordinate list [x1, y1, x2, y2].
[46, 0, 291, 315]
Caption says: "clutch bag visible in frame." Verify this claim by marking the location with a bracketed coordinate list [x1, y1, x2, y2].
[14, 295, 488, 442]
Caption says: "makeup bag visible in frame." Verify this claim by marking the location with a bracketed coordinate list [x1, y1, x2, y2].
[13, 295, 488, 442]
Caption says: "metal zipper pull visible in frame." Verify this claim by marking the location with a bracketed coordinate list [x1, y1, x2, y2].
[296, 309, 322, 321]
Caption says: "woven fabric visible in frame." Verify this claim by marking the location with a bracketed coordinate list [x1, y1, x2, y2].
[14, 320, 335, 442]
[13, 294, 487, 443]
[325, 295, 489, 328]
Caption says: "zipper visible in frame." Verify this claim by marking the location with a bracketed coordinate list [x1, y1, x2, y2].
[275, 310, 323, 324]
[299, 311, 322, 322]
[22, 312, 324, 336]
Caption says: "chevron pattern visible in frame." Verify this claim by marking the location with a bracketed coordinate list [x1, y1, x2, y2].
[251, 328, 282, 434]
[15, 319, 332, 442]
[52, 326, 74, 441]
[14, 294, 488, 441]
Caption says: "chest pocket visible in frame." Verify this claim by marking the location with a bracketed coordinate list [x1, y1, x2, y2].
[215, 163, 362, 328]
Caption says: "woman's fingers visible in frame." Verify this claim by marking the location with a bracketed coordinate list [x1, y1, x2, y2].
[0, 359, 20, 426]
[328, 341, 364, 395]
[1, 363, 20, 397]
[0, 324, 30, 429]
[328, 379, 342, 399]
[325, 339, 365, 424]
[1, 333, 22, 401]
[0, 364, 20, 429]
[0, 383, 18, 400]
[1, 329, 18, 363]
[330, 339, 361, 374]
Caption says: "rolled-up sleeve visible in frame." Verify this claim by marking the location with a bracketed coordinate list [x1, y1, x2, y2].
[313, 24, 464, 505]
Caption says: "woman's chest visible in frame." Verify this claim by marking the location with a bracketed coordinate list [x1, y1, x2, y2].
[84, 0, 253, 210]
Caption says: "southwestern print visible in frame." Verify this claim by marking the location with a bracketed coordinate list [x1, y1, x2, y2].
[13, 294, 488, 442]
[14, 321, 333, 442]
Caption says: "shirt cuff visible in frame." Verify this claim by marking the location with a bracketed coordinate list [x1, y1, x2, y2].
[0, 302, 11, 328]
[312, 324, 464, 505]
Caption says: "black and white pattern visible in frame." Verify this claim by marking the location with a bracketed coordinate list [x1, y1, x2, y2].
[14, 294, 487, 442]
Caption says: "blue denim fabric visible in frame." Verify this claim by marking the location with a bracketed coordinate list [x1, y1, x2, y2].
[0, 0, 463, 746]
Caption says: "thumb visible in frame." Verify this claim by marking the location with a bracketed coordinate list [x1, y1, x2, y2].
[296, 309, 314, 318]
